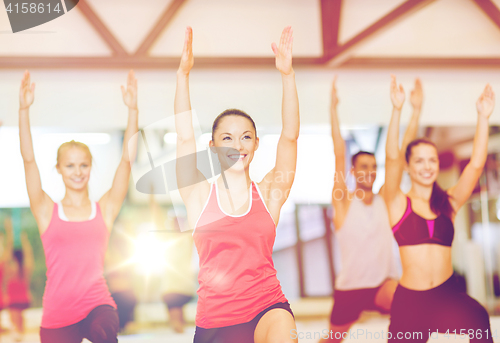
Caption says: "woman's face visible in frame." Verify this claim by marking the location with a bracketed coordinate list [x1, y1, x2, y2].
[406, 143, 439, 187]
[210, 115, 259, 172]
[56, 147, 92, 191]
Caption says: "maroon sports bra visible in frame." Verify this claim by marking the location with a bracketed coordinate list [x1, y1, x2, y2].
[392, 197, 454, 247]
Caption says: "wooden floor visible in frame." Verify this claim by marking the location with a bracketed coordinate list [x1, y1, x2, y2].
[5, 316, 500, 343]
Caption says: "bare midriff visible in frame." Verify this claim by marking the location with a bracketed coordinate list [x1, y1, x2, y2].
[399, 244, 453, 290]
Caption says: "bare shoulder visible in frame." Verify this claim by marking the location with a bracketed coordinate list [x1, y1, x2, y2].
[34, 196, 55, 235]
[185, 180, 212, 230]
[332, 193, 352, 230]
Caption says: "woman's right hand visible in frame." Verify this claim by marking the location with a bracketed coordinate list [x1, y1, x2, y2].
[390, 75, 405, 110]
[178, 26, 194, 76]
[19, 70, 35, 110]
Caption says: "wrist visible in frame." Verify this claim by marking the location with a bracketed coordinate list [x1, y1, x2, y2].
[393, 105, 403, 111]
[281, 69, 295, 78]
[477, 112, 490, 121]
[177, 69, 190, 78]
[19, 106, 30, 112]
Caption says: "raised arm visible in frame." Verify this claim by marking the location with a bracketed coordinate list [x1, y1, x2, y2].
[174, 27, 208, 204]
[99, 70, 138, 229]
[329, 76, 349, 214]
[401, 78, 423, 153]
[261, 26, 299, 212]
[448, 85, 495, 212]
[384, 75, 406, 208]
[18, 71, 53, 232]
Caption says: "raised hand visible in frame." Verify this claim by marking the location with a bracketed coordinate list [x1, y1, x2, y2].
[121, 70, 138, 110]
[178, 26, 194, 76]
[390, 75, 405, 110]
[20, 70, 35, 110]
[271, 26, 293, 75]
[331, 75, 339, 108]
[476, 84, 495, 118]
[410, 78, 423, 110]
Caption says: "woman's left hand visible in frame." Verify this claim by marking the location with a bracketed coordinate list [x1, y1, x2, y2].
[121, 70, 138, 110]
[477, 84, 495, 118]
[272, 26, 294, 75]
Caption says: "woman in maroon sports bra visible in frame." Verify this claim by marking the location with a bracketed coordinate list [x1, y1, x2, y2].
[384, 75, 495, 342]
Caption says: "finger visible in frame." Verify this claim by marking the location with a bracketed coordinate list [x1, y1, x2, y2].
[279, 27, 286, 49]
[333, 75, 338, 86]
[31, 83, 35, 93]
[286, 27, 293, 53]
[271, 42, 278, 56]
[187, 26, 193, 53]
[121, 85, 126, 98]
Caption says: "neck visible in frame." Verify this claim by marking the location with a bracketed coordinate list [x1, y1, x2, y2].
[408, 182, 433, 201]
[219, 168, 251, 191]
[62, 188, 90, 206]
[355, 184, 374, 204]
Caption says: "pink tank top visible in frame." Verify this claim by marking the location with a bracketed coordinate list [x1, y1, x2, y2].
[41, 203, 116, 328]
[193, 181, 287, 329]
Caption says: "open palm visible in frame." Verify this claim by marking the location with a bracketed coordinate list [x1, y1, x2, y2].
[390, 75, 405, 110]
[179, 26, 194, 75]
[272, 26, 293, 75]
[121, 70, 138, 110]
[19, 70, 35, 110]
[410, 78, 423, 109]
[477, 84, 495, 118]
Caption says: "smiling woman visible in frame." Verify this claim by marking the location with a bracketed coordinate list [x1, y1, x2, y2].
[18, 69, 139, 343]
[173, 26, 300, 343]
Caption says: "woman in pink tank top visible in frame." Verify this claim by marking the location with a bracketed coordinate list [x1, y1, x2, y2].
[174, 27, 300, 343]
[18, 70, 139, 343]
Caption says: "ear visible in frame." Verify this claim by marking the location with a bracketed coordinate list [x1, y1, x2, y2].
[254, 137, 259, 151]
[56, 164, 61, 175]
[209, 140, 216, 154]
[404, 162, 409, 173]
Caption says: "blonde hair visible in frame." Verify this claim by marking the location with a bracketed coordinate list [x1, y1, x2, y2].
[56, 140, 93, 165]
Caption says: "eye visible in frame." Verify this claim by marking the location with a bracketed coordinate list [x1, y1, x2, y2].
[222, 136, 231, 141]
[244, 135, 251, 140]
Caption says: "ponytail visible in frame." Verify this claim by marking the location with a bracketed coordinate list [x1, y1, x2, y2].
[430, 182, 454, 218]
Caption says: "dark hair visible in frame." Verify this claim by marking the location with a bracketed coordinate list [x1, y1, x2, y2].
[351, 151, 375, 166]
[405, 138, 454, 218]
[212, 109, 257, 141]
[13, 249, 24, 279]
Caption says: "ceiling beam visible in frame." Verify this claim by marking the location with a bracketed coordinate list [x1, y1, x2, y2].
[77, 0, 128, 56]
[0, 56, 324, 69]
[341, 57, 500, 68]
[2, 57, 500, 69]
[471, 0, 500, 31]
[320, 0, 342, 59]
[134, 0, 188, 56]
[324, 0, 437, 65]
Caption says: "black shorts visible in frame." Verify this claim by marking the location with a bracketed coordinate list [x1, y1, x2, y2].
[194, 302, 294, 343]
[40, 305, 119, 343]
[330, 285, 389, 325]
[389, 275, 492, 342]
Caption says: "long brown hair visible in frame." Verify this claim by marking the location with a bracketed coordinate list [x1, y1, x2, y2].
[405, 138, 454, 218]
